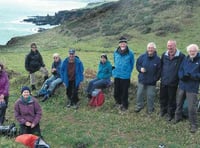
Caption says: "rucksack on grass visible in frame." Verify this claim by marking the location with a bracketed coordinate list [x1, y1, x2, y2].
[89, 89, 105, 107]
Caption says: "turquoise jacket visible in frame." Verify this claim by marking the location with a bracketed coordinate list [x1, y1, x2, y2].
[60, 57, 84, 87]
[97, 60, 112, 80]
[112, 47, 134, 79]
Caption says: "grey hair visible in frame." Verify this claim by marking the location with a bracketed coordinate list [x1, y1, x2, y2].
[147, 42, 157, 49]
[186, 44, 199, 52]
[167, 40, 177, 46]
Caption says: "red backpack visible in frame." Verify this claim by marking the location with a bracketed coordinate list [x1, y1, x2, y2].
[89, 89, 105, 107]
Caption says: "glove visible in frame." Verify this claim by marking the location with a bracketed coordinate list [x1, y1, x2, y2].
[181, 73, 190, 81]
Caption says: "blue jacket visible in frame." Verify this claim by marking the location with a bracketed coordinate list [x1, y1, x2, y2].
[97, 60, 112, 80]
[161, 50, 185, 86]
[112, 47, 134, 79]
[51, 59, 62, 78]
[60, 57, 84, 88]
[136, 52, 161, 85]
[178, 53, 200, 93]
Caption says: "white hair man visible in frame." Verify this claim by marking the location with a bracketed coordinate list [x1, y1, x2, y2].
[174, 44, 200, 133]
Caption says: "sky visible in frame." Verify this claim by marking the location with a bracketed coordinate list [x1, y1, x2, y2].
[0, 0, 88, 15]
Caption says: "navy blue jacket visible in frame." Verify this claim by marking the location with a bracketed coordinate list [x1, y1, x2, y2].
[161, 50, 185, 86]
[51, 59, 62, 78]
[136, 52, 161, 85]
[178, 53, 200, 93]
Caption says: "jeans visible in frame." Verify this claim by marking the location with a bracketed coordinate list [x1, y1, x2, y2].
[0, 96, 8, 125]
[114, 78, 130, 109]
[175, 88, 198, 127]
[86, 78, 109, 95]
[136, 83, 156, 112]
[39, 75, 62, 94]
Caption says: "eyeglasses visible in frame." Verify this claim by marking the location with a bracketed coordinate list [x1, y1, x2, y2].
[31, 46, 37, 48]
[54, 57, 58, 59]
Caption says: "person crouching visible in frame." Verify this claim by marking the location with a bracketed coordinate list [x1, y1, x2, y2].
[14, 86, 42, 137]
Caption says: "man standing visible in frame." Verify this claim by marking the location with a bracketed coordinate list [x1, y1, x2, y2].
[174, 44, 200, 133]
[112, 37, 134, 111]
[25, 43, 48, 90]
[160, 40, 185, 121]
[135, 42, 161, 114]
[60, 49, 84, 109]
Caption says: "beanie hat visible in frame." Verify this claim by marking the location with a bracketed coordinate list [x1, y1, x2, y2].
[101, 54, 107, 60]
[119, 36, 128, 43]
[21, 86, 31, 94]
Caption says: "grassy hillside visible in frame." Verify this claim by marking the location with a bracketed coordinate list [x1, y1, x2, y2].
[1, 0, 200, 147]
[1, 49, 200, 147]
[1, 0, 200, 54]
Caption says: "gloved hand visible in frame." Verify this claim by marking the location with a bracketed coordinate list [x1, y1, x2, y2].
[181, 73, 190, 81]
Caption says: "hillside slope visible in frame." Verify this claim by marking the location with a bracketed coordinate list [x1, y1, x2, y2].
[1, 0, 200, 53]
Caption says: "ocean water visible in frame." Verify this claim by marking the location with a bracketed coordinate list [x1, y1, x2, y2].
[0, 0, 94, 45]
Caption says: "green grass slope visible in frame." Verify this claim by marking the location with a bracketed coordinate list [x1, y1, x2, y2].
[1, 0, 200, 147]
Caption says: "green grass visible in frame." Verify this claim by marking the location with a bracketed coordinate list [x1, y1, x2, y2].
[1, 0, 200, 147]
[1, 49, 200, 148]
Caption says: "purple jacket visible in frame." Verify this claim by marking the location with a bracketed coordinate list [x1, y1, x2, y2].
[14, 97, 42, 126]
[0, 71, 9, 96]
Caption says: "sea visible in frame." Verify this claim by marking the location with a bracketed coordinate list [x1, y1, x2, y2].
[0, 0, 102, 45]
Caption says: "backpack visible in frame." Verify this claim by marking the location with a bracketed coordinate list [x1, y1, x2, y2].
[89, 89, 105, 107]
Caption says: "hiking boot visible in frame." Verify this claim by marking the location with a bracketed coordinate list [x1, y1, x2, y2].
[31, 85, 36, 91]
[147, 109, 154, 115]
[113, 103, 122, 109]
[134, 107, 142, 113]
[173, 118, 182, 124]
[166, 115, 173, 121]
[120, 106, 128, 112]
[42, 95, 49, 102]
[44, 76, 48, 82]
[190, 125, 198, 133]
[66, 101, 72, 108]
[159, 111, 167, 117]
[72, 104, 79, 110]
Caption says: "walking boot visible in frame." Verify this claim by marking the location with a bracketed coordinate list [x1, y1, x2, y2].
[31, 85, 36, 91]
[44, 76, 48, 82]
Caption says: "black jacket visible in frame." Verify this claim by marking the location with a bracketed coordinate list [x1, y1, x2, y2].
[161, 50, 185, 86]
[25, 50, 45, 73]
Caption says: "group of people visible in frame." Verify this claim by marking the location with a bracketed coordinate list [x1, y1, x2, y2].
[134, 40, 200, 133]
[0, 37, 200, 138]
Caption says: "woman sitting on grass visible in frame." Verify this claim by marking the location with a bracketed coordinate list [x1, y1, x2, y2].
[14, 86, 42, 137]
[86, 54, 112, 99]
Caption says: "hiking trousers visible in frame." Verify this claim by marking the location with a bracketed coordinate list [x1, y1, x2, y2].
[160, 84, 177, 117]
[135, 83, 156, 112]
[30, 67, 48, 85]
[175, 88, 198, 127]
[114, 78, 130, 109]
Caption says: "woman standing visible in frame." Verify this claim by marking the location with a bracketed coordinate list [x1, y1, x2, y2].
[0, 63, 9, 125]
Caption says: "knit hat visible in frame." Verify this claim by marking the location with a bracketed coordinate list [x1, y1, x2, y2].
[101, 53, 107, 60]
[119, 36, 128, 43]
[21, 86, 31, 94]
